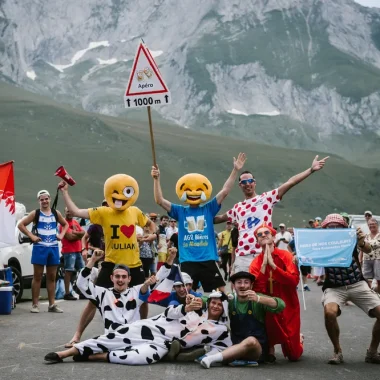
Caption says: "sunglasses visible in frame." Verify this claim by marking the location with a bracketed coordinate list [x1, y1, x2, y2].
[239, 178, 256, 185]
[257, 230, 271, 238]
[113, 274, 128, 279]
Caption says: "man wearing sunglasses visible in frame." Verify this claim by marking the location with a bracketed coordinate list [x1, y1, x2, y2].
[215, 155, 329, 273]
[320, 214, 380, 365]
[249, 223, 302, 362]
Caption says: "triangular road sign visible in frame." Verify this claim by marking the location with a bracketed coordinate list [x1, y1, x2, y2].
[124, 42, 171, 108]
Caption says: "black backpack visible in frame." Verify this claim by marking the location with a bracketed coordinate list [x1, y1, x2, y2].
[31, 208, 59, 237]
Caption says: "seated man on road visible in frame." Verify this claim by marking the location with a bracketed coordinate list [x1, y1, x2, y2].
[75, 250, 156, 333]
[151, 272, 202, 307]
[44, 291, 231, 365]
[200, 271, 285, 368]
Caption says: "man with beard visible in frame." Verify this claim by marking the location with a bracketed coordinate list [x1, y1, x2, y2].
[44, 291, 231, 365]
[249, 223, 302, 362]
[214, 155, 329, 273]
[200, 271, 285, 368]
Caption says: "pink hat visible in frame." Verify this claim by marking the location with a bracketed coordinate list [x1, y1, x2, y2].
[321, 214, 348, 228]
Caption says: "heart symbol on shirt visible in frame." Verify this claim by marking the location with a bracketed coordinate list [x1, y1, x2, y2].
[120, 225, 135, 238]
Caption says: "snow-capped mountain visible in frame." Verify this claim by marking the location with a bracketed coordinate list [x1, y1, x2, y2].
[1, 0, 380, 163]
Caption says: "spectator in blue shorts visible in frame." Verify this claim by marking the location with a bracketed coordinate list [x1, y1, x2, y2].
[18, 190, 68, 313]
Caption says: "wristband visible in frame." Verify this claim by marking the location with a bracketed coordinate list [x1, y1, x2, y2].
[256, 295, 261, 304]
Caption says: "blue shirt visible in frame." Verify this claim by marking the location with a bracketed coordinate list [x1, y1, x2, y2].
[154, 290, 202, 307]
[168, 197, 221, 263]
[288, 239, 296, 253]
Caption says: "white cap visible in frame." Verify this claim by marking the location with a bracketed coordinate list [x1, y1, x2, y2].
[315, 217, 322, 221]
[37, 190, 50, 199]
[364, 211, 373, 216]
[279, 223, 285, 227]
[173, 272, 193, 286]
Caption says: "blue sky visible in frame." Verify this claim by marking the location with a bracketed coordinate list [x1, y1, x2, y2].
[354, 0, 380, 8]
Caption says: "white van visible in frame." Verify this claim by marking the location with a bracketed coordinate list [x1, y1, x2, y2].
[349, 214, 380, 234]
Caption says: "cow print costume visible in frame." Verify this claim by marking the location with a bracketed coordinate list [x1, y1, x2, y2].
[76, 267, 150, 333]
[74, 295, 232, 365]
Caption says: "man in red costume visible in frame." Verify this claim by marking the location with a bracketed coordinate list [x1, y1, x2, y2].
[249, 223, 302, 362]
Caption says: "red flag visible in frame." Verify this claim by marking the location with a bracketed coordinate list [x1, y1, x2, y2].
[0, 161, 16, 247]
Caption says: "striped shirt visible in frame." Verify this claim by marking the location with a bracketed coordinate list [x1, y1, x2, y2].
[35, 211, 58, 247]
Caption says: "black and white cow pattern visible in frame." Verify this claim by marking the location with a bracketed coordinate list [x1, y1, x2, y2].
[76, 267, 148, 333]
[74, 304, 232, 366]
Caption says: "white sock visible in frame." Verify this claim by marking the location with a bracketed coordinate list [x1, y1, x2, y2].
[201, 352, 223, 368]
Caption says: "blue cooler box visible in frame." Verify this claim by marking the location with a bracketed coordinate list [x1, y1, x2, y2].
[0, 286, 13, 314]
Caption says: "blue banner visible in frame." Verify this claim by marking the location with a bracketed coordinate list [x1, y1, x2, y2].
[294, 228, 357, 267]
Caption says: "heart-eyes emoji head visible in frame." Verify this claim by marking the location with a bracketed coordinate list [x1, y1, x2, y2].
[175, 173, 212, 206]
[104, 174, 139, 211]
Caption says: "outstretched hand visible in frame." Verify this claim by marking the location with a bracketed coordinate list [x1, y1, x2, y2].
[311, 155, 329, 172]
[151, 165, 160, 179]
[233, 152, 247, 171]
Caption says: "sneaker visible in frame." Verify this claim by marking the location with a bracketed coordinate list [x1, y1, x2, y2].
[30, 304, 40, 313]
[194, 354, 206, 364]
[365, 350, 380, 364]
[303, 285, 311, 291]
[48, 304, 63, 313]
[64, 293, 78, 301]
[200, 357, 222, 368]
[176, 347, 206, 362]
[328, 352, 344, 364]
[228, 360, 258, 367]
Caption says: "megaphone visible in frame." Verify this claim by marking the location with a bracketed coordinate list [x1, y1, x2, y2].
[55, 166, 76, 188]
[52, 166, 76, 210]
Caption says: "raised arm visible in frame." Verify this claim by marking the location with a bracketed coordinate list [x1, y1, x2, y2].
[214, 213, 229, 224]
[59, 181, 90, 219]
[216, 153, 246, 205]
[278, 155, 329, 198]
[151, 165, 172, 212]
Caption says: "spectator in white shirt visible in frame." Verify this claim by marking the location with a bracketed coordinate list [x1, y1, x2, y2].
[166, 219, 178, 240]
[275, 224, 292, 250]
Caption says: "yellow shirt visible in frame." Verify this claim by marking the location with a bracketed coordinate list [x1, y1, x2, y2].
[88, 206, 148, 268]
[218, 230, 233, 254]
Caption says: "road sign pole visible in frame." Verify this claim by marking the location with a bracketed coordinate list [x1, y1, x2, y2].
[147, 106, 157, 167]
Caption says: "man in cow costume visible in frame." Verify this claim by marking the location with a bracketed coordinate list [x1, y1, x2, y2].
[44, 291, 231, 365]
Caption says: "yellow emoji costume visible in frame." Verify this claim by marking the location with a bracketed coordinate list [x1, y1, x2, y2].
[88, 174, 148, 267]
[175, 173, 212, 205]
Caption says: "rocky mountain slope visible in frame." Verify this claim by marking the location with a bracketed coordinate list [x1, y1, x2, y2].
[1, 0, 380, 165]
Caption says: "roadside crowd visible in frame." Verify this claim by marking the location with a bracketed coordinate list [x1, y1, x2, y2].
[15, 153, 380, 367]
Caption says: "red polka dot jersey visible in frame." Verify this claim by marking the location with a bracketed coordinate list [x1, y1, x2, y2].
[227, 188, 280, 257]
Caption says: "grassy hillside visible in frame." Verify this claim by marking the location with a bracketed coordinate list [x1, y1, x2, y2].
[0, 82, 379, 228]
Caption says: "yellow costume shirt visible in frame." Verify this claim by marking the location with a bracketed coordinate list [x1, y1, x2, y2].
[88, 206, 148, 268]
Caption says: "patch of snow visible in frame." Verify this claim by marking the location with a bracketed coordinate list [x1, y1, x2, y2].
[97, 58, 118, 65]
[227, 108, 280, 117]
[26, 70, 36, 80]
[227, 108, 248, 116]
[48, 41, 110, 72]
[120, 39, 126, 42]
[150, 50, 163, 58]
[255, 110, 281, 116]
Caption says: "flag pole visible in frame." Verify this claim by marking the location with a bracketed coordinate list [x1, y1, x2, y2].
[147, 106, 157, 167]
[299, 263, 307, 311]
